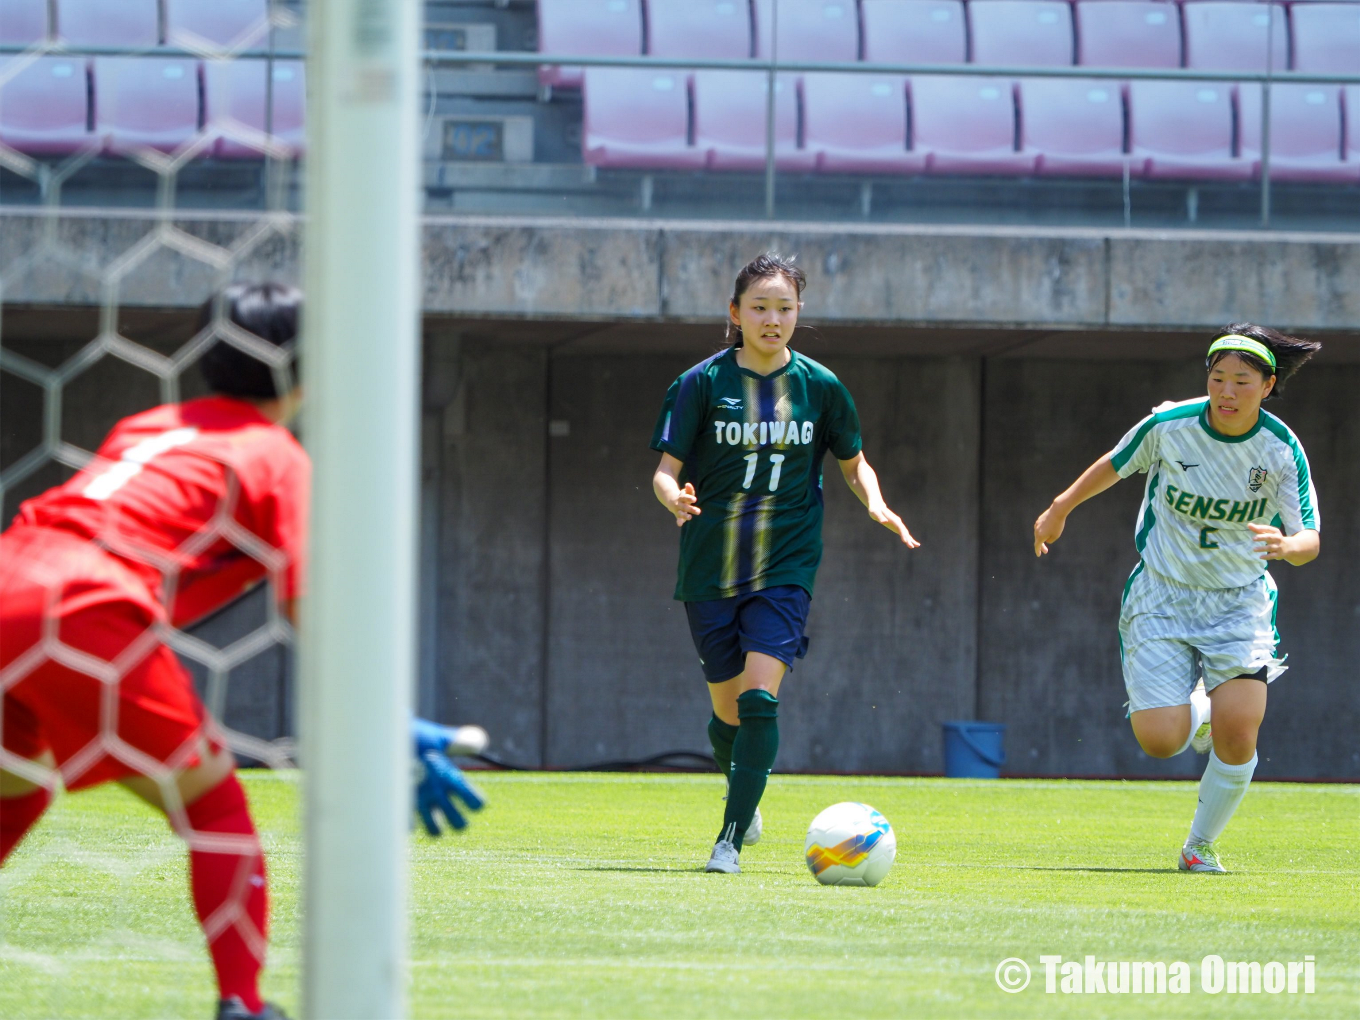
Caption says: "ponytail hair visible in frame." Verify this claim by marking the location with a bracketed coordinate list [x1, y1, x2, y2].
[725, 252, 806, 348]
[1207, 322, 1320, 398]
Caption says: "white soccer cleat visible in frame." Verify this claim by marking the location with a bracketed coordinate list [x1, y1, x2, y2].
[705, 838, 741, 874]
[743, 806, 762, 846]
[1190, 681, 1213, 754]
[445, 725, 489, 757]
[1179, 841, 1226, 874]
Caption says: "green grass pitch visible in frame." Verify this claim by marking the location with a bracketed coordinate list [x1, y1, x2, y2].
[1, 771, 1357, 1018]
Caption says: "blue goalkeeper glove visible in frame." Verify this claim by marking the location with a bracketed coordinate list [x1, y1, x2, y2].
[412, 718, 487, 835]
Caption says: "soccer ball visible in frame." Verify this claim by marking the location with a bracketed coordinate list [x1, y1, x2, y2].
[804, 802, 896, 886]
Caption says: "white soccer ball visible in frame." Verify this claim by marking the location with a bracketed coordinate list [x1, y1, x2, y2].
[804, 802, 896, 887]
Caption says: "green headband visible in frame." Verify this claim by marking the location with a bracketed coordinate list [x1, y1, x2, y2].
[1207, 334, 1276, 372]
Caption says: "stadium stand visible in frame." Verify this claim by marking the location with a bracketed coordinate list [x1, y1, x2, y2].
[752, 0, 859, 64]
[693, 70, 812, 169]
[1239, 83, 1354, 181]
[204, 59, 306, 159]
[1019, 78, 1127, 176]
[538, 0, 643, 90]
[582, 67, 705, 168]
[0, 0, 50, 46]
[860, 0, 967, 66]
[165, 0, 270, 50]
[0, 56, 91, 155]
[1182, 1, 1288, 72]
[647, 0, 752, 63]
[56, 0, 160, 49]
[910, 76, 1034, 175]
[1291, 3, 1360, 74]
[1127, 81, 1248, 180]
[1075, 0, 1181, 69]
[970, 1, 1076, 68]
[93, 57, 202, 154]
[803, 74, 919, 173]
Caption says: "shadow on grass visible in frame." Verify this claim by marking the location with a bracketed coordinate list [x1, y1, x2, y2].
[1013, 866, 1173, 874]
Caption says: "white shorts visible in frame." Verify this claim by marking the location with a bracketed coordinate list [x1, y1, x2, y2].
[1118, 563, 1284, 713]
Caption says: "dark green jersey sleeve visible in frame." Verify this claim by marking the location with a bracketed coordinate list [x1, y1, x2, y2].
[650, 360, 712, 459]
[824, 378, 863, 461]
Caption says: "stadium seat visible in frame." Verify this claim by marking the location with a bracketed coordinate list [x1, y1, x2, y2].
[582, 67, 705, 169]
[93, 57, 202, 154]
[56, 0, 160, 48]
[0, 0, 49, 46]
[1291, 3, 1360, 75]
[1075, 1, 1181, 69]
[165, 0, 270, 50]
[0, 56, 91, 155]
[1239, 83, 1355, 181]
[1127, 81, 1249, 179]
[647, 0, 752, 63]
[970, 1, 1075, 69]
[1019, 78, 1127, 176]
[911, 76, 1035, 175]
[204, 59, 306, 158]
[803, 74, 921, 173]
[860, 0, 966, 65]
[752, 0, 859, 64]
[693, 70, 814, 171]
[1182, 2, 1288, 72]
[538, 0, 643, 90]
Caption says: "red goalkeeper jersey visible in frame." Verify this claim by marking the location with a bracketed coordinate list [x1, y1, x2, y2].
[12, 396, 309, 627]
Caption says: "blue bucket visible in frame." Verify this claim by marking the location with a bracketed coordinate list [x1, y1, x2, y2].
[942, 721, 1007, 778]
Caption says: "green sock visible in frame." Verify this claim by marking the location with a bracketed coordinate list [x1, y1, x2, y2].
[719, 690, 779, 851]
[708, 714, 738, 778]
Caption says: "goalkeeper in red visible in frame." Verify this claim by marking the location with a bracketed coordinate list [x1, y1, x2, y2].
[651, 253, 918, 875]
[0, 284, 481, 1020]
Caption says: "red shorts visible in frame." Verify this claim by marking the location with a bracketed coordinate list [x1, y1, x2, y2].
[0, 526, 210, 791]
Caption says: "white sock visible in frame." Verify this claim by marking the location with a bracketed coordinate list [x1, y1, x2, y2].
[1172, 690, 1209, 756]
[1188, 750, 1258, 846]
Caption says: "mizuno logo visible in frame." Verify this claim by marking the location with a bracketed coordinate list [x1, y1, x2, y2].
[1176, 461, 1199, 470]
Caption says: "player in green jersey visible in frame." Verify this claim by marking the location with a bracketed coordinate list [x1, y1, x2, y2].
[650, 253, 919, 874]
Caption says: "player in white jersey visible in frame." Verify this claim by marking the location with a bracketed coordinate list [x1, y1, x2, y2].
[1033, 325, 1321, 873]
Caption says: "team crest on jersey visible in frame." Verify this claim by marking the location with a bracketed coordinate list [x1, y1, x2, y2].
[717, 397, 743, 413]
[1247, 466, 1268, 492]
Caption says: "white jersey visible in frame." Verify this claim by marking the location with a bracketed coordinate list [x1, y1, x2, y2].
[1111, 397, 1318, 589]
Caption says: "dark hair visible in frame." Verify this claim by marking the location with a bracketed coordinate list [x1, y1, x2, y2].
[197, 283, 301, 399]
[1206, 322, 1320, 398]
[725, 252, 807, 347]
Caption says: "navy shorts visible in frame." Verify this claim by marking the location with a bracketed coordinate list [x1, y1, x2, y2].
[684, 585, 811, 684]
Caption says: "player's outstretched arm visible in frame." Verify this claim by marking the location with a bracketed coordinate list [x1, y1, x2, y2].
[1034, 452, 1120, 557]
[838, 453, 919, 548]
[411, 718, 487, 835]
[653, 453, 701, 527]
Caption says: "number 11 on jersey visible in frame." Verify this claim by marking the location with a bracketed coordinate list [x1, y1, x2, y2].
[742, 452, 787, 492]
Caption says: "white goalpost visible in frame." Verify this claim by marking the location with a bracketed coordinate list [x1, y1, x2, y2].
[300, 2, 422, 1017]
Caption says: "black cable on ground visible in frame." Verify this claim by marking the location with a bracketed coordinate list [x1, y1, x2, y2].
[473, 750, 716, 773]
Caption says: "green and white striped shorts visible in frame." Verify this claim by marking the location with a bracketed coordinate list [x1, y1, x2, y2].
[1118, 563, 1284, 713]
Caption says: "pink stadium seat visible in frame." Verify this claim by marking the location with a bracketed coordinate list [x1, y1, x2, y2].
[647, 0, 752, 62]
[56, 0, 160, 48]
[93, 57, 202, 154]
[860, 1, 966, 65]
[1019, 78, 1127, 176]
[0, 0, 49, 46]
[1239, 83, 1355, 181]
[803, 74, 921, 173]
[693, 70, 813, 170]
[582, 67, 705, 169]
[204, 60, 306, 158]
[970, 1, 1075, 68]
[1291, 3, 1360, 75]
[538, 0, 643, 90]
[1128, 81, 1248, 179]
[165, 0, 270, 50]
[752, 0, 859, 64]
[1182, 2, 1287, 72]
[1075, 1, 1181, 69]
[911, 76, 1034, 175]
[0, 56, 91, 155]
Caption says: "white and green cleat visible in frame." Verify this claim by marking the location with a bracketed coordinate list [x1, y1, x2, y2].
[705, 838, 741, 874]
[1190, 681, 1213, 754]
[1179, 841, 1227, 873]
